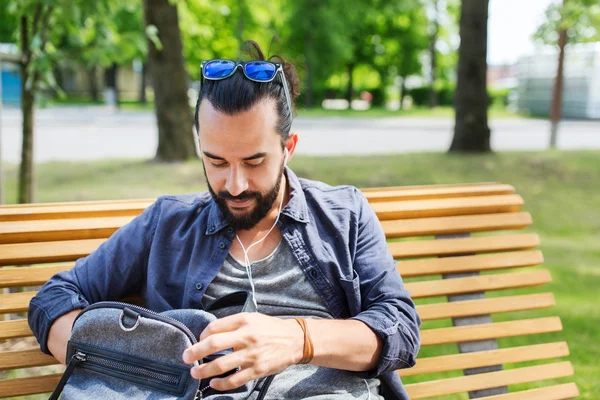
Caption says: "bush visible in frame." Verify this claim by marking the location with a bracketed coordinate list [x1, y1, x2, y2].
[489, 88, 511, 107]
[408, 85, 455, 107]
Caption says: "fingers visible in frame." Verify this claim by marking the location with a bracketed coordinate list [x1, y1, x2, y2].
[207, 365, 264, 392]
[190, 350, 248, 381]
[198, 313, 251, 342]
[183, 330, 244, 364]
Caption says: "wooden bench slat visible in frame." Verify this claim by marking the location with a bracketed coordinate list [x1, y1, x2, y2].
[0, 216, 133, 244]
[0, 239, 105, 266]
[0, 349, 57, 370]
[371, 194, 524, 221]
[0, 270, 552, 314]
[0, 315, 563, 347]
[0, 190, 523, 222]
[417, 293, 555, 321]
[0, 212, 533, 245]
[0, 291, 37, 314]
[397, 250, 544, 277]
[0, 265, 71, 288]
[381, 212, 532, 239]
[0, 202, 152, 222]
[478, 382, 580, 400]
[421, 317, 563, 346]
[0, 233, 540, 267]
[389, 233, 540, 258]
[406, 270, 551, 299]
[0, 373, 62, 398]
[405, 361, 574, 399]
[360, 182, 502, 192]
[398, 341, 570, 377]
[0, 319, 31, 340]
[0, 198, 155, 208]
[364, 184, 516, 202]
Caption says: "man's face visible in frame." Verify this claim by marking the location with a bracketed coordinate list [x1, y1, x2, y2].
[197, 99, 287, 231]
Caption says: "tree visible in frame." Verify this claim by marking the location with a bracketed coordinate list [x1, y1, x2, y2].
[448, 0, 491, 153]
[535, 0, 600, 148]
[7, 1, 113, 203]
[283, 0, 354, 107]
[143, 0, 196, 161]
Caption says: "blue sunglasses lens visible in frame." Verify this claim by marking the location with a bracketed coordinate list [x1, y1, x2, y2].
[204, 60, 236, 78]
[244, 62, 277, 81]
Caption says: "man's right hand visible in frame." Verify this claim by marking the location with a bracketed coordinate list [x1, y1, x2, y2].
[47, 309, 82, 364]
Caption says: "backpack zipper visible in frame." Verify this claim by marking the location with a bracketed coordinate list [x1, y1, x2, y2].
[72, 350, 181, 386]
[74, 301, 198, 345]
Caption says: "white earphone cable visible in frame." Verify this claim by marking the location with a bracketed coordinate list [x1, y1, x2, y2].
[235, 150, 288, 310]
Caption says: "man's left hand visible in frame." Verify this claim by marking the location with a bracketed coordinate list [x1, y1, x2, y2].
[182, 313, 304, 391]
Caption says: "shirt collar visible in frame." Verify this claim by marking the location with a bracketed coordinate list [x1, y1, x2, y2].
[205, 166, 309, 236]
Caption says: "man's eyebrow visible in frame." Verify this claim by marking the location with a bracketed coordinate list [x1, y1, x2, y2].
[202, 151, 267, 161]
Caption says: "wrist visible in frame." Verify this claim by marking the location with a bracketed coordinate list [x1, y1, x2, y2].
[293, 317, 314, 365]
[287, 318, 305, 365]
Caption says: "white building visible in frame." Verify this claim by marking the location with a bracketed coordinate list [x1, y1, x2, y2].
[517, 42, 600, 119]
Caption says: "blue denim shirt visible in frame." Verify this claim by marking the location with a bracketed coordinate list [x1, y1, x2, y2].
[29, 167, 421, 400]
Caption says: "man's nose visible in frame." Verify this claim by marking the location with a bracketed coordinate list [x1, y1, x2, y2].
[225, 166, 249, 197]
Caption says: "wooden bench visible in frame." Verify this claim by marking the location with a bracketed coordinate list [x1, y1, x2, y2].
[0, 182, 579, 399]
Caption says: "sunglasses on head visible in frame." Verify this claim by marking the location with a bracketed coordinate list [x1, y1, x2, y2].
[200, 59, 293, 118]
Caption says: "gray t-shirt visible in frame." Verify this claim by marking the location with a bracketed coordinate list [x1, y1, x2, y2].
[202, 240, 383, 400]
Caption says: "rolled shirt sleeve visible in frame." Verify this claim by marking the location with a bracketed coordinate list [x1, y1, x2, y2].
[28, 199, 161, 354]
[349, 190, 421, 378]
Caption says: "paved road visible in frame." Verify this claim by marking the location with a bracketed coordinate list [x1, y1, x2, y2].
[1, 106, 599, 162]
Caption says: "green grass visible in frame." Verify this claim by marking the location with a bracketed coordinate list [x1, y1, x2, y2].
[297, 105, 529, 119]
[42, 96, 528, 119]
[2, 150, 598, 398]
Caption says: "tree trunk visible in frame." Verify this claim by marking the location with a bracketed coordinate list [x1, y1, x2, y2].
[139, 62, 147, 105]
[19, 85, 35, 203]
[143, 0, 195, 161]
[88, 66, 99, 102]
[449, 0, 491, 153]
[345, 63, 354, 104]
[18, 14, 35, 204]
[399, 76, 406, 110]
[549, 13, 567, 149]
[104, 63, 120, 108]
[428, 0, 439, 108]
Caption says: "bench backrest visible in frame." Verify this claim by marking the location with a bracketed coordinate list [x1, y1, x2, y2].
[0, 182, 579, 399]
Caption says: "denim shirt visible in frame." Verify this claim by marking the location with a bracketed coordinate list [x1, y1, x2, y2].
[28, 167, 421, 400]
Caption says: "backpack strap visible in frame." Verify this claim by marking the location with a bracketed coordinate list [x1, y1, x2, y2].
[49, 351, 86, 400]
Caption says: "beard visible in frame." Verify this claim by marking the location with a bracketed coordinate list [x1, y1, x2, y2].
[204, 159, 285, 231]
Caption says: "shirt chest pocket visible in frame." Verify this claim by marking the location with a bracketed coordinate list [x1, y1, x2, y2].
[339, 270, 362, 317]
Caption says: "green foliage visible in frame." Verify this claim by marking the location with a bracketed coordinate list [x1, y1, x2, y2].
[57, 0, 146, 69]
[0, 2, 18, 43]
[409, 84, 455, 106]
[535, 0, 600, 45]
[2, 0, 463, 108]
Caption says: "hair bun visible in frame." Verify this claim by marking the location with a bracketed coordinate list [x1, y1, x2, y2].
[243, 39, 301, 103]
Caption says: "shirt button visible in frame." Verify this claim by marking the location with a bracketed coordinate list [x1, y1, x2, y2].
[209, 226, 215, 233]
[219, 242, 226, 249]
[195, 283, 203, 290]
[310, 269, 318, 278]
[227, 227, 233, 233]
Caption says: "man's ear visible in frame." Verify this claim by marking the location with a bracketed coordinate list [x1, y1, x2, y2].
[284, 132, 299, 163]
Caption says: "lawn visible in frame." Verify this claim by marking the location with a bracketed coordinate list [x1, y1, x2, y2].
[2, 150, 598, 399]
[43, 96, 527, 119]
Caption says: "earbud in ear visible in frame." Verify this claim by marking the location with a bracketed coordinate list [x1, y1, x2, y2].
[284, 148, 289, 164]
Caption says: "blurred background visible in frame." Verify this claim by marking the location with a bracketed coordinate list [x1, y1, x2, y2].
[0, 0, 599, 398]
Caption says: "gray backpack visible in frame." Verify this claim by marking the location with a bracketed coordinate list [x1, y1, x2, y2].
[50, 291, 275, 399]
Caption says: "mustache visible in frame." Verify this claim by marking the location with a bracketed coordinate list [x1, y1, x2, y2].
[217, 190, 261, 201]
